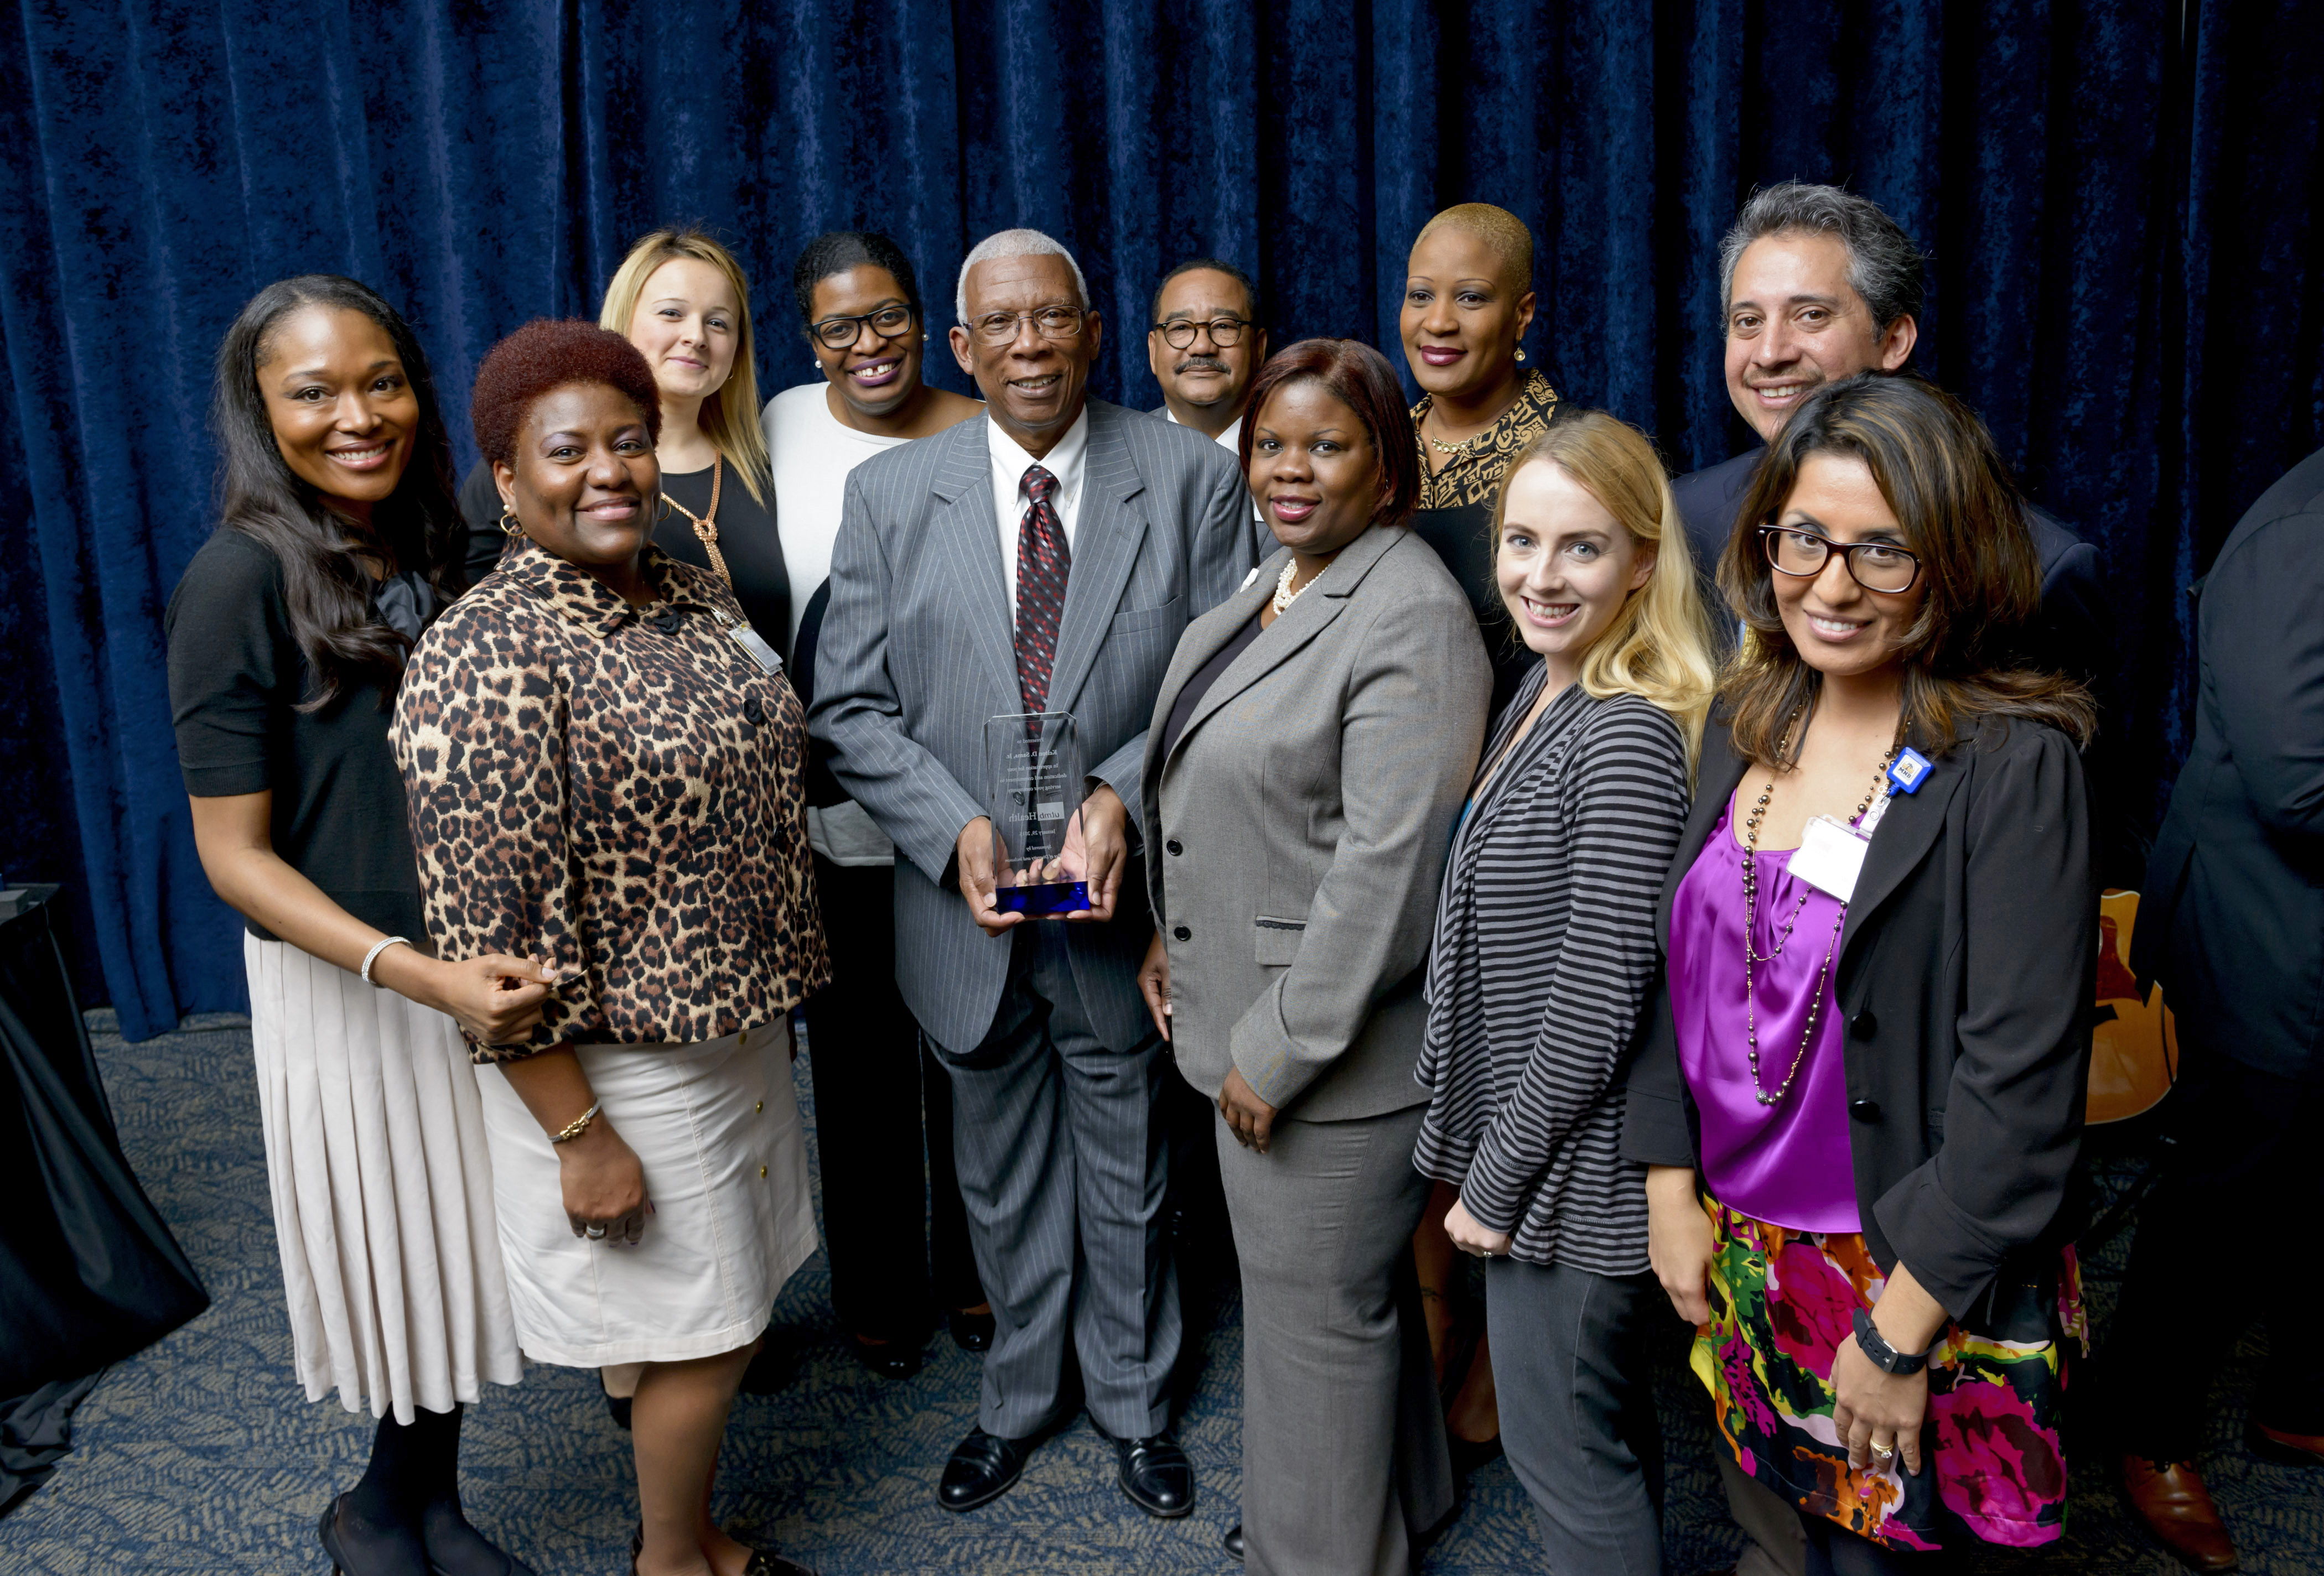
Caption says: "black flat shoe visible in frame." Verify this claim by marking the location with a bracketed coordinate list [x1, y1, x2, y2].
[947, 1305, 995, 1353]
[1110, 1431, 1194, 1518]
[1222, 1522, 1244, 1561]
[847, 1333, 924, 1380]
[939, 1426, 1030, 1512]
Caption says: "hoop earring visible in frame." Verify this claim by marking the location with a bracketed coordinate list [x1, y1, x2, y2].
[1515, 347, 1528, 363]
[498, 506, 523, 539]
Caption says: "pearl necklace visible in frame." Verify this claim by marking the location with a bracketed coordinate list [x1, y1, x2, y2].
[1271, 559, 1316, 616]
[1739, 719, 1897, 1107]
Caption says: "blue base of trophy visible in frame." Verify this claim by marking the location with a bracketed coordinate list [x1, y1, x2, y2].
[996, 880, 1090, 918]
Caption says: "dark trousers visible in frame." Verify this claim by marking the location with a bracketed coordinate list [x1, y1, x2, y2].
[1486, 1258, 1664, 1573]
[2108, 1046, 2324, 1455]
[801, 856, 982, 1342]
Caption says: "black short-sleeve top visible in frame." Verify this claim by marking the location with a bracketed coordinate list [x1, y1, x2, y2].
[460, 457, 791, 663]
[164, 529, 432, 942]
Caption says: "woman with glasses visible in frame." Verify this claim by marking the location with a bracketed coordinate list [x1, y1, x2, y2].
[761, 232, 985, 1381]
[1624, 375, 2097, 1573]
[460, 227, 790, 658]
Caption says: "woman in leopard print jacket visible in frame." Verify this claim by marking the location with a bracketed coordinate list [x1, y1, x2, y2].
[395, 319, 827, 1576]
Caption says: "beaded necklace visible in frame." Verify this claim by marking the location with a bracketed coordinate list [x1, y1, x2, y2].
[1739, 717, 1897, 1107]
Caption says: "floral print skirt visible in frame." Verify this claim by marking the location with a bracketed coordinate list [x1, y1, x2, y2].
[1690, 1195, 2083, 1552]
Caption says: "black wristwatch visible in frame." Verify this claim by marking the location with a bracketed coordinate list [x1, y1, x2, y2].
[1851, 1308, 1930, 1376]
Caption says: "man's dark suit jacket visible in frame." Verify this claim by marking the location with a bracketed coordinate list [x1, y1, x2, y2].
[2131, 446, 2324, 1081]
[1673, 443, 2130, 881]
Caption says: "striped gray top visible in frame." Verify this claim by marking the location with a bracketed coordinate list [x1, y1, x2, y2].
[1413, 667, 1692, 1274]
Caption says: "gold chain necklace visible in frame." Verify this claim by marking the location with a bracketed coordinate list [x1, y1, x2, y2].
[1739, 716, 1897, 1107]
[660, 453, 729, 584]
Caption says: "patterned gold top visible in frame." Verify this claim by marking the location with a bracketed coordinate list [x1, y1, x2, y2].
[1411, 368, 1562, 511]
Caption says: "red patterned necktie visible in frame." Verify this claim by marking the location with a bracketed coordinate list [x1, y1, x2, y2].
[1015, 463, 1071, 715]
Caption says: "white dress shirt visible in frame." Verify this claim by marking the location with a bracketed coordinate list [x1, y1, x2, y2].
[989, 407, 1090, 621]
[1164, 406, 1242, 452]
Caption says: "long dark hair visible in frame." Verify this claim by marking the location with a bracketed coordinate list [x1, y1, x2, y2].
[1719, 374, 2094, 764]
[210, 275, 464, 711]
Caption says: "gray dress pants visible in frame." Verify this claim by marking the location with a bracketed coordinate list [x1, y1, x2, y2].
[1486, 1257, 1665, 1574]
[1216, 1101, 1452, 1576]
[934, 925, 1179, 1440]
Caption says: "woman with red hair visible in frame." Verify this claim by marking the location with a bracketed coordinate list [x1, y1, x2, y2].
[397, 319, 827, 1576]
[1137, 339, 1491, 1574]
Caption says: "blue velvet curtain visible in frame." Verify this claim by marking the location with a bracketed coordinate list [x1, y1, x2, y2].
[2, 0, 2318, 1038]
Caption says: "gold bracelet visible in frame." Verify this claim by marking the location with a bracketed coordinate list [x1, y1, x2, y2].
[550, 1102, 601, 1145]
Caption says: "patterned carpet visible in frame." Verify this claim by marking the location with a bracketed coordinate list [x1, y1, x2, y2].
[1, 1010, 2317, 1574]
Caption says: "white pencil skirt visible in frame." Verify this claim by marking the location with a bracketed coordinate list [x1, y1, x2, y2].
[476, 1018, 817, 1368]
[244, 934, 523, 1424]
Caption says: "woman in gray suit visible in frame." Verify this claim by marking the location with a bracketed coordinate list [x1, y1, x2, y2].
[1137, 340, 1491, 1575]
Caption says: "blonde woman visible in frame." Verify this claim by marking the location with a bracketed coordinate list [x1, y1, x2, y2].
[1413, 410, 1716, 1572]
[461, 227, 789, 656]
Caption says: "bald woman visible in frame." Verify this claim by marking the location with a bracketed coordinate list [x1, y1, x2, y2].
[1400, 201, 1561, 1472]
[1400, 203, 1562, 721]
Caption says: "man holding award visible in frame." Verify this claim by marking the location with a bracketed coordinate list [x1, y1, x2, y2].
[810, 227, 1256, 1516]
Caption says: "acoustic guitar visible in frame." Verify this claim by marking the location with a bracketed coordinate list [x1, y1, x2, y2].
[2087, 888, 2178, 1124]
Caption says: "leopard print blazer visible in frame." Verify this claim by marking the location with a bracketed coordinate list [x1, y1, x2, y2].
[394, 537, 828, 1062]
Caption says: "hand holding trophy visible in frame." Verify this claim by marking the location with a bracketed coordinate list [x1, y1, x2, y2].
[985, 711, 1092, 918]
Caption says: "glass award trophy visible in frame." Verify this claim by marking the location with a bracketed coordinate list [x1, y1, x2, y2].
[984, 711, 1090, 918]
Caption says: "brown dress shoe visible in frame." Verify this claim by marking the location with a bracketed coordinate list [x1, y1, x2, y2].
[2248, 1421, 2324, 1467]
[2120, 1456, 2239, 1571]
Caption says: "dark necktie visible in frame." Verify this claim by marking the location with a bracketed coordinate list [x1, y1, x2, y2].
[1015, 463, 1071, 715]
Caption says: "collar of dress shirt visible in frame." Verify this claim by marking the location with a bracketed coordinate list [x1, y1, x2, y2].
[1163, 406, 1243, 452]
[501, 534, 703, 635]
[988, 403, 1091, 532]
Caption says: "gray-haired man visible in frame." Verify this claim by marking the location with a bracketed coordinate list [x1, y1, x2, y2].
[811, 227, 1254, 1516]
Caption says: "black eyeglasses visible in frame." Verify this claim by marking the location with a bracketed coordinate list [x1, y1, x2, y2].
[1150, 316, 1253, 350]
[811, 304, 915, 350]
[1758, 526, 1922, 594]
[963, 305, 1088, 347]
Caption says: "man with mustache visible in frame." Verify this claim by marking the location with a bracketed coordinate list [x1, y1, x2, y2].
[1147, 257, 1268, 450]
[811, 227, 1254, 1518]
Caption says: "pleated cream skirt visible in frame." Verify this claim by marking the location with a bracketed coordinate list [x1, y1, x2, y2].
[245, 934, 523, 1424]
[477, 1017, 817, 1368]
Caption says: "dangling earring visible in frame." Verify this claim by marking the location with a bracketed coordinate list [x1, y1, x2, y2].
[1515, 347, 1528, 363]
[498, 506, 523, 538]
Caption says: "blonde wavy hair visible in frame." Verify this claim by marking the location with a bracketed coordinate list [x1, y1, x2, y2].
[598, 226, 771, 506]
[1490, 410, 1719, 767]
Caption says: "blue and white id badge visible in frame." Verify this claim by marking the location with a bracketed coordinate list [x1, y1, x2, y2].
[1887, 747, 1933, 795]
[1790, 814, 1872, 903]
[718, 612, 783, 675]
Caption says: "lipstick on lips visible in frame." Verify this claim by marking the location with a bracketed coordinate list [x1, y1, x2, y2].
[1270, 496, 1318, 524]
[1418, 345, 1464, 367]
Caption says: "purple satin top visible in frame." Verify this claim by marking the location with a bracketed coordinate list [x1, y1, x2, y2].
[1668, 799, 1861, 1233]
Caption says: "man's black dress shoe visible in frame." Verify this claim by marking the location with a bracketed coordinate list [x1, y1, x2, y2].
[1222, 1522, 1244, 1560]
[1111, 1432, 1194, 1518]
[846, 1334, 923, 1381]
[947, 1305, 995, 1353]
[939, 1427, 1030, 1511]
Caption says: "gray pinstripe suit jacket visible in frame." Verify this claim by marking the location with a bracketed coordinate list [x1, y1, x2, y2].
[808, 400, 1256, 1054]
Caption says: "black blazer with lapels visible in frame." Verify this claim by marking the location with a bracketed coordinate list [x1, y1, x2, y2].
[1620, 709, 2098, 1324]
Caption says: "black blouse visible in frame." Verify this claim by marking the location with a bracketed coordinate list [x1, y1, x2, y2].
[164, 530, 434, 942]
[460, 458, 790, 660]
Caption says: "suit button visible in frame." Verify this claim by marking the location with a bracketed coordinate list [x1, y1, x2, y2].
[1849, 1099, 1882, 1122]
[755, 1100, 764, 1113]
[760, 1165, 769, 1178]
[1171, 924, 1191, 942]
[743, 695, 765, 726]
[1166, 839, 1184, 856]
[1850, 1010, 1877, 1039]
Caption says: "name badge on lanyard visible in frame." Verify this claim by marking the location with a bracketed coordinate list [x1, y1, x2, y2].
[717, 611, 783, 675]
[1789, 814, 1872, 904]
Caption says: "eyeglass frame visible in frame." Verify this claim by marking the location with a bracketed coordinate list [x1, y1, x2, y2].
[959, 303, 1090, 347]
[1756, 524, 1924, 594]
[1149, 315, 1254, 350]
[808, 302, 917, 351]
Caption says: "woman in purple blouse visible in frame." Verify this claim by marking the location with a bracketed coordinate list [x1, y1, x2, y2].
[1621, 375, 2098, 1574]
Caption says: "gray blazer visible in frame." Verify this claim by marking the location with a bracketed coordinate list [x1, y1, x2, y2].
[810, 400, 1254, 1054]
[1142, 524, 1491, 1122]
